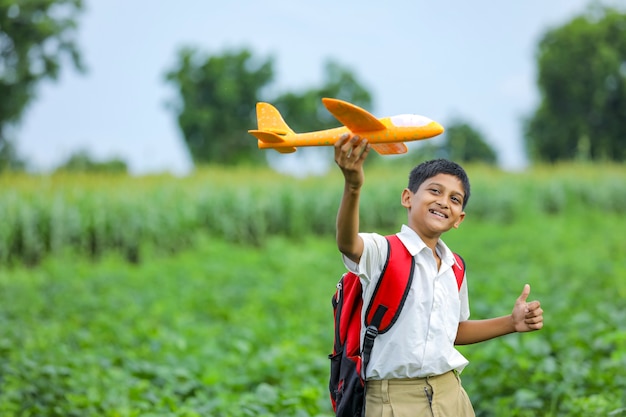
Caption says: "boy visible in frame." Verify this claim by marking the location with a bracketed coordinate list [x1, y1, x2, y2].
[334, 134, 544, 417]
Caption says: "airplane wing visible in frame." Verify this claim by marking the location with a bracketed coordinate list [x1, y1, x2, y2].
[371, 143, 408, 155]
[322, 98, 386, 132]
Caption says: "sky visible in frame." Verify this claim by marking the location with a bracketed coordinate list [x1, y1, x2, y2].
[15, 0, 605, 176]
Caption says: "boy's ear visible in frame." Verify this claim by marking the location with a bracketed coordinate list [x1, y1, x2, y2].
[401, 188, 412, 208]
[453, 211, 466, 229]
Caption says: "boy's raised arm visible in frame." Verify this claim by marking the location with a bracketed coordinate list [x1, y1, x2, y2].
[334, 134, 370, 264]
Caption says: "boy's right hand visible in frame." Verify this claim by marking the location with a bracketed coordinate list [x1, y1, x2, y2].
[511, 284, 544, 332]
[334, 133, 370, 189]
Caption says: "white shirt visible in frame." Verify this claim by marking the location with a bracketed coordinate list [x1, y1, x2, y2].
[342, 225, 470, 379]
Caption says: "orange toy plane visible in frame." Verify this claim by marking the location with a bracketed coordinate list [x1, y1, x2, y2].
[248, 98, 444, 155]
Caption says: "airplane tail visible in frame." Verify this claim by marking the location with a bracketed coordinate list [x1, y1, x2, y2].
[248, 102, 297, 153]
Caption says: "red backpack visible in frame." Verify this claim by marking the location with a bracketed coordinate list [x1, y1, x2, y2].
[328, 235, 465, 417]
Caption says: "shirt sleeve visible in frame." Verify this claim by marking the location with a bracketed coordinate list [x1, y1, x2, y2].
[341, 232, 388, 287]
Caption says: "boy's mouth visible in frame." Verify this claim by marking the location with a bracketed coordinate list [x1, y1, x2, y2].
[429, 209, 448, 219]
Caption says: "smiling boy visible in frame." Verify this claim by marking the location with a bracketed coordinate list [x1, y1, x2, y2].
[334, 134, 544, 417]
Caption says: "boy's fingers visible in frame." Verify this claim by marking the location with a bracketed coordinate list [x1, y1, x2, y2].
[359, 141, 371, 159]
[526, 308, 543, 318]
[526, 300, 541, 311]
[526, 317, 544, 329]
[343, 135, 361, 156]
[526, 306, 543, 317]
[354, 139, 369, 156]
[335, 133, 351, 148]
[335, 134, 354, 161]
[517, 284, 531, 304]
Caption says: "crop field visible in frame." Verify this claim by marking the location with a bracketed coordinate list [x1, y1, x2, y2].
[0, 163, 625, 416]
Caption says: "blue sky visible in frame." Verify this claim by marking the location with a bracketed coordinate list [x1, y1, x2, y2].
[16, 0, 606, 175]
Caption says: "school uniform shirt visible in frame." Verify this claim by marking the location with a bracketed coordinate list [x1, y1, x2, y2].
[342, 224, 471, 380]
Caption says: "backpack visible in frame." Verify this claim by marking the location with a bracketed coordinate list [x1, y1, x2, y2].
[328, 235, 465, 417]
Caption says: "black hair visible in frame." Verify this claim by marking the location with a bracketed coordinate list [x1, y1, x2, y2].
[407, 159, 471, 208]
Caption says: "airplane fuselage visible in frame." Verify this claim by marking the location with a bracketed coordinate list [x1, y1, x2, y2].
[256, 118, 441, 150]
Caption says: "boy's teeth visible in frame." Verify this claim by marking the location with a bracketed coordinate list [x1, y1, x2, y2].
[430, 209, 445, 218]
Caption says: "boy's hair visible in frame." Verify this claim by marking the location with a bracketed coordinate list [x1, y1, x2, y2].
[407, 159, 471, 208]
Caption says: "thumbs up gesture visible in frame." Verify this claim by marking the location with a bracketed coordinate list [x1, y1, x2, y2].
[512, 284, 544, 332]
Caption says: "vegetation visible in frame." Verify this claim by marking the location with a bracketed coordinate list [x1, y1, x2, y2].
[2, 4, 626, 413]
[438, 119, 497, 164]
[54, 150, 128, 174]
[164, 48, 372, 166]
[164, 48, 274, 166]
[0, 0, 84, 171]
[525, 5, 626, 162]
[2, 162, 625, 266]
[0, 164, 625, 416]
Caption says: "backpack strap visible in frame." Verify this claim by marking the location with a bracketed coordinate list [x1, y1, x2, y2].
[452, 253, 465, 290]
[363, 235, 414, 334]
[361, 235, 413, 389]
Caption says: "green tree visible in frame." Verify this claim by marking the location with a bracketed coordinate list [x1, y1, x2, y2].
[272, 61, 372, 133]
[165, 49, 373, 166]
[54, 150, 128, 174]
[524, 5, 626, 162]
[165, 48, 274, 165]
[443, 119, 497, 164]
[408, 119, 496, 164]
[0, 139, 24, 170]
[0, 0, 84, 171]
[268, 60, 374, 171]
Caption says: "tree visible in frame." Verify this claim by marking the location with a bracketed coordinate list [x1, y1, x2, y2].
[54, 150, 128, 174]
[272, 61, 372, 133]
[165, 49, 373, 166]
[408, 119, 496, 165]
[267, 60, 374, 171]
[165, 48, 274, 165]
[0, 138, 24, 170]
[443, 120, 497, 164]
[524, 5, 626, 162]
[0, 0, 84, 171]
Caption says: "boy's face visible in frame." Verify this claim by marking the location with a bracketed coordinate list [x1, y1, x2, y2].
[401, 173, 466, 239]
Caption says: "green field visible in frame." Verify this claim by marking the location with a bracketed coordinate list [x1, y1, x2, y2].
[0, 163, 625, 416]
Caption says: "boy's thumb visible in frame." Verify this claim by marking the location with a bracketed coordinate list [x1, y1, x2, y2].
[518, 284, 531, 303]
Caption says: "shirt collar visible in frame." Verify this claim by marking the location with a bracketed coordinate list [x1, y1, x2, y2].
[396, 224, 455, 267]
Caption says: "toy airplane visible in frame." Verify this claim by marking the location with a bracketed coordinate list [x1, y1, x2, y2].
[248, 98, 444, 155]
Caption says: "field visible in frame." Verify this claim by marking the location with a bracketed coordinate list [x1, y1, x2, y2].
[0, 163, 625, 416]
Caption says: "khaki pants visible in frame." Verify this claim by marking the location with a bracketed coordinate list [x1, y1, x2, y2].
[365, 371, 475, 417]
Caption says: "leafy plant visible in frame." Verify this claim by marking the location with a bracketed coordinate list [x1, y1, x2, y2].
[0, 164, 625, 415]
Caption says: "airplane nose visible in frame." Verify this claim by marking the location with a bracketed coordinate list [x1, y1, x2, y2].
[431, 121, 445, 137]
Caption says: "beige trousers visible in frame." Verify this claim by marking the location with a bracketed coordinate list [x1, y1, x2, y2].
[364, 371, 475, 417]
